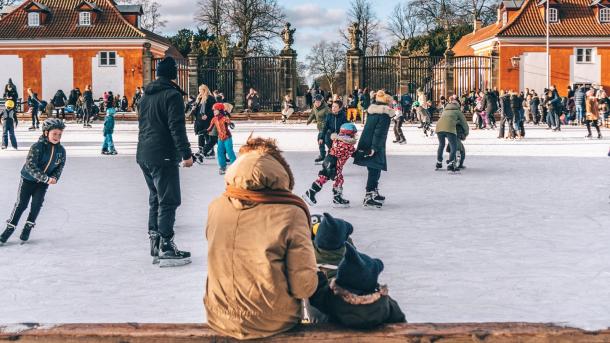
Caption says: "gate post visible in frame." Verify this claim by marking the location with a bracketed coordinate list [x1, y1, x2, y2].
[444, 35, 455, 98]
[399, 39, 410, 96]
[142, 43, 153, 86]
[280, 49, 297, 107]
[233, 46, 246, 112]
[491, 45, 500, 91]
[187, 37, 199, 98]
[345, 22, 363, 97]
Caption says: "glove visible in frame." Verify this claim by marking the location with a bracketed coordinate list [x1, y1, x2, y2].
[229, 122, 235, 129]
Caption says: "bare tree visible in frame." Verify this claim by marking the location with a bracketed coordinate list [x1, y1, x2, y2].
[340, 0, 380, 55]
[225, 0, 285, 54]
[387, 2, 421, 42]
[307, 41, 345, 95]
[195, 0, 229, 38]
[0, 0, 18, 10]
[462, 0, 497, 24]
[118, 0, 167, 33]
[411, 0, 465, 31]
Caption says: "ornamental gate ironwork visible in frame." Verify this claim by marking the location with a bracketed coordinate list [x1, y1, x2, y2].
[243, 56, 284, 112]
[153, 57, 189, 94]
[453, 56, 495, 97]
[362, 56, 400, 95]
[198, 57, 235, 103]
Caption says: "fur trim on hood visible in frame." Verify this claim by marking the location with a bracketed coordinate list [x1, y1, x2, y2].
[330, 133, 358, 145]
[367, 104, 394, 117]
[329, 278, 388, 305]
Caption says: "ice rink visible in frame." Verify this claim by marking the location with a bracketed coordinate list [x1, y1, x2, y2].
[0, 121, 609, 329]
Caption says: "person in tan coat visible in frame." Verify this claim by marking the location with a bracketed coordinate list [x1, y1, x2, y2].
[585, 90, 602, 139]
[205, 137, 319, 340]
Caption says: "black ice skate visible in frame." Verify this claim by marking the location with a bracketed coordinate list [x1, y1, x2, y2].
[149, 231, 160, 264]
[158, 236, 191, 268]
[219, 167, 226, 175]
[447, 161, 459, 173]
[435, 161, 443, 170]
[0, 223, 16, 244]
[332, 187, 350, 208]
[372, 189, 385, 204]
[19, 221, 35, 243]
[363, 192, 383, 209]
[303, 181, 322, 206]
[314, 155, 324, 165]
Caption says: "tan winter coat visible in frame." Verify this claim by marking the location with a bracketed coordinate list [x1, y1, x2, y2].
[586, 96, 599, 121]
[205, 139, 319, 340]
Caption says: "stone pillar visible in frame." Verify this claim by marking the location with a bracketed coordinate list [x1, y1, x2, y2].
[187, 38, 199, 98]
[142, 43, 153, 86]
[345, 49, 363, 98]
[280, 48, 298, 105]
[444, 39, 455, 98]
[399, 39, 410, 96]
[233, 47, 246, 112]
[491, 48, 500, 91]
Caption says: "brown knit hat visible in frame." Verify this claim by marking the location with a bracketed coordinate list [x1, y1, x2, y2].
[375, 90, 387, 104]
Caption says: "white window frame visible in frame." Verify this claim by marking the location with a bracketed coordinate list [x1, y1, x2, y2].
[600, 8, 610, 23]
[79, 11, 91, 26]
[547, 8, 559, 23]
[27, 12, 40, 27]
[502, 11, 508, 26]
[99, 51, 117, 67]
[575, 48, 594, 64]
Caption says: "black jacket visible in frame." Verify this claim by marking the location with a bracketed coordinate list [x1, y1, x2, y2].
[136, 77, 191, 165]
[353, 103, 392, 171]
[320, 110, 348, 141]
[193, 95, 216, 134]
[52, 90, 67, 107]
[499, 95, 513, 119]
[481, 93, 498, 113]
[21, 136, 66, 184]
[83, 90, 94, 108]
[4, 87, 18, 103]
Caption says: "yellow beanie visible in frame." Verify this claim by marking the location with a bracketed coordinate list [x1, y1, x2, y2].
[5, 100, 14, 109]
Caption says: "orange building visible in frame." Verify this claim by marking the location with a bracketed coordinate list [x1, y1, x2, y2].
[453, 0, 610, 96]
[0, 0, 180, 104]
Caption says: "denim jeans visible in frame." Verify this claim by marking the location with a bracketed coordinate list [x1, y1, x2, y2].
[102, 134, 115, 152]
[2, 119, 17, 148]
[217, 137, 237, 168]
[437, 131, 458, 163]
[575, 105, 584, 123]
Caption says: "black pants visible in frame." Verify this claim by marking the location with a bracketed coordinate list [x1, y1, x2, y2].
[197, 131, 211, 152]
[498, 117, 514, 138]
[31, 108, 39, 128]
[437, 131, 458, 163]
[139, 163, 182, 238]
[487, 111, 496, 127]
[55, 107, 65, 119]
[366, 167, 381, 192]
[586, 120, 601, 135]
[83, 106, 92, 125]
[202, 135, 218, 156]
[393, 116, 405, 141]
[8, 178, 49, 226]
[318, 139, 326, 158]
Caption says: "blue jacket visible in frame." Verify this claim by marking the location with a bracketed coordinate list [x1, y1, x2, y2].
[319, 110, 348, 141]
[104, 113, 115, 135]
[21, 136, 66, 183]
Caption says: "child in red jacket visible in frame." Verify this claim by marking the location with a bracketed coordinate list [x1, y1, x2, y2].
[304, 123, 357, 208]
[207, 103, 236, 175]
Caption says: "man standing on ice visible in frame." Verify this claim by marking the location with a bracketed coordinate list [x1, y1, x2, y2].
[136, 57, 194, 267]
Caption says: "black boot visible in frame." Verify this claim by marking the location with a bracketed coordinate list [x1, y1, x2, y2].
[149, 231, 160, 264]
[332, 187, 350, 208]
[303, 181, 322, 206]
[0, 223, 16, 244]
[159, 236, 191, 268]
[399, 134, 407, 145]
[314, 155, 324, 164]
[372, 189, 385, 203]
[447, 161, 458, 172]
[19, 221, 35, 243]
[363, 192, 383, 209]
[435, 161, 443, 170]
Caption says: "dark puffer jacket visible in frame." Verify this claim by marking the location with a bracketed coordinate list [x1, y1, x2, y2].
[136, 77, 191, 166]
[499, 94, 513, 119]
[193, 95, 216, 134]
[319, 109, 348, 142]
[21, 136, 66, 183]
[353, 103, 392, 171]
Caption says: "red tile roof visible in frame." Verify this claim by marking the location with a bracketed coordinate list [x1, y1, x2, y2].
[0, 0, 166, 43]
[452, 24, 502, 56]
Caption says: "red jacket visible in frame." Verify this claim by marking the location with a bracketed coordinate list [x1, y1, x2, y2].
[208, 114, 232, 140]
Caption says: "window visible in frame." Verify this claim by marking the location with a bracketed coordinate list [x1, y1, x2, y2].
[547, 8, 559, 23]
[600, 8, 610, 23]
[27, 12, 40, 26]
[79, 11, 91, 26]
[502, 11, 508, 25]
[576, 48, 593, 63]
[99, 51, 117, 66]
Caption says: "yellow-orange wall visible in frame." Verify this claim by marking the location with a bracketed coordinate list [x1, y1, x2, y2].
[499, 45, 609, 96]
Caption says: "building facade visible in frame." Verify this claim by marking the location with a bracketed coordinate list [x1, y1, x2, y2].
[0, 0, 180, 104]
[453, 0, 610, 96]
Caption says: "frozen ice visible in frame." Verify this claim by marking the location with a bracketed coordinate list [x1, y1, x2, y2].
[0, 121, 609, 329]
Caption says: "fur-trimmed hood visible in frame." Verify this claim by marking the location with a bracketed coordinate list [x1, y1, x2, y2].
[367, 104, 394, 117]
[224, 136, 295, 194]
[329, 278, 388, 305]
[330, 133, 358, 145]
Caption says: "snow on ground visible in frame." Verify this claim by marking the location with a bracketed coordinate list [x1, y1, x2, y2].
[0, 121, 609, 329]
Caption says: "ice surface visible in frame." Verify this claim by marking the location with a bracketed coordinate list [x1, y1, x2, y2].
[0, 121, 609, 329]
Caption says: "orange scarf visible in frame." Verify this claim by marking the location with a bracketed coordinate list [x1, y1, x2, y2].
[224, 185, 311, 226]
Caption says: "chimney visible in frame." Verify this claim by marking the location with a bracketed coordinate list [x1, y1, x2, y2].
[474, 18, 483, 32]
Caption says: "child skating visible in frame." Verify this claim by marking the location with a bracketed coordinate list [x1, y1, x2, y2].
[304, 123, 358, 208]
[1, 119, 66, 245]
[101, 107, 117, 155]
[207, 103, 236, 175]
[1, 99, 18, 150]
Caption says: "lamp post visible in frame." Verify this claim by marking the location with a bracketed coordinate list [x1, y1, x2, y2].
[546, 0, 550, 89]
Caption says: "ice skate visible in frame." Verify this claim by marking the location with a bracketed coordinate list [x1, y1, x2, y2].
[109, 150, 118, 155]
[158, 236, 191, 268]
[332, 187, 350, 208]
[372, 189, 385, 204]
[303, 181, 322, 206]
[314, 155, 324, 165]
[19, 221, 35, 243]
[447, 161, 460, 174]
[149, 231, 160, 264]
[0, 223, 16, 244]
[585, 134, 592, 139]
[598, 133, 603, 139]
[435, 161, 443, 171]
[363, 192, 383, 209]
[219, 167, 226, 175]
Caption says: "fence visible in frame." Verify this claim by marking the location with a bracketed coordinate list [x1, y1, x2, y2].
[152, 57, 189, 94]
[363, 56, 400, 95]
[453, 56, 494, 97]
[243, 56, 284, 112]
[198, 57, 235, 103]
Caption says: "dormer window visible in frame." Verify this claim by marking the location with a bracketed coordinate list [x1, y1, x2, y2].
[79, 11, 91, 26]
[27, 12, 40, 26]
[547, 7, 559, 22]
[600, 7, 610, 22]
[502, 11, 508, 25]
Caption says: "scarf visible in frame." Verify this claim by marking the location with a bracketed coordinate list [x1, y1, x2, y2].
[224, 185, 310, 227]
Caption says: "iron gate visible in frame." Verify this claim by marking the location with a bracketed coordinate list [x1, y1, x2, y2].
[401, 56, 445, 103]
[244, 56, 283, 111]
[363, 56, 400, 95]
[198, 57, 235, 103]
[153, 58, 189, 94]
[453, 56, 495, 96]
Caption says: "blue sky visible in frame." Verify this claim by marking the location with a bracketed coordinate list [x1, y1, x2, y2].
[159, 0, 404, 57]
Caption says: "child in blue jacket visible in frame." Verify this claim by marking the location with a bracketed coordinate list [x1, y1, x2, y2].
[102, 108, 117, 155]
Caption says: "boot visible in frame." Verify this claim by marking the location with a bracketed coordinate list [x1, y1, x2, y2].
[149, 231, 160, 264]
[399, 134, 407, 145]
[332, 187, 350, 208]
[314, 155, 324, 165]
[372, 189, 385, 204]
[0, 223, 16, 244]
[303, 181, 322, 206]
[219, 167, 226, 175]
[19, 221, 35, 242]
[363, 192, 383, 209]
[447, 161, 458, 172]
[158, 236, 191, 268]
[435, 161, 443, 170]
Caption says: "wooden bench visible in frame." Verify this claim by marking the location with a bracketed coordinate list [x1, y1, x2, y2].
[1, 323, 609, 342]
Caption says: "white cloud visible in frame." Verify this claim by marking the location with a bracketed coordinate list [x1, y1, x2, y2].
[284, 4, 345, 29]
